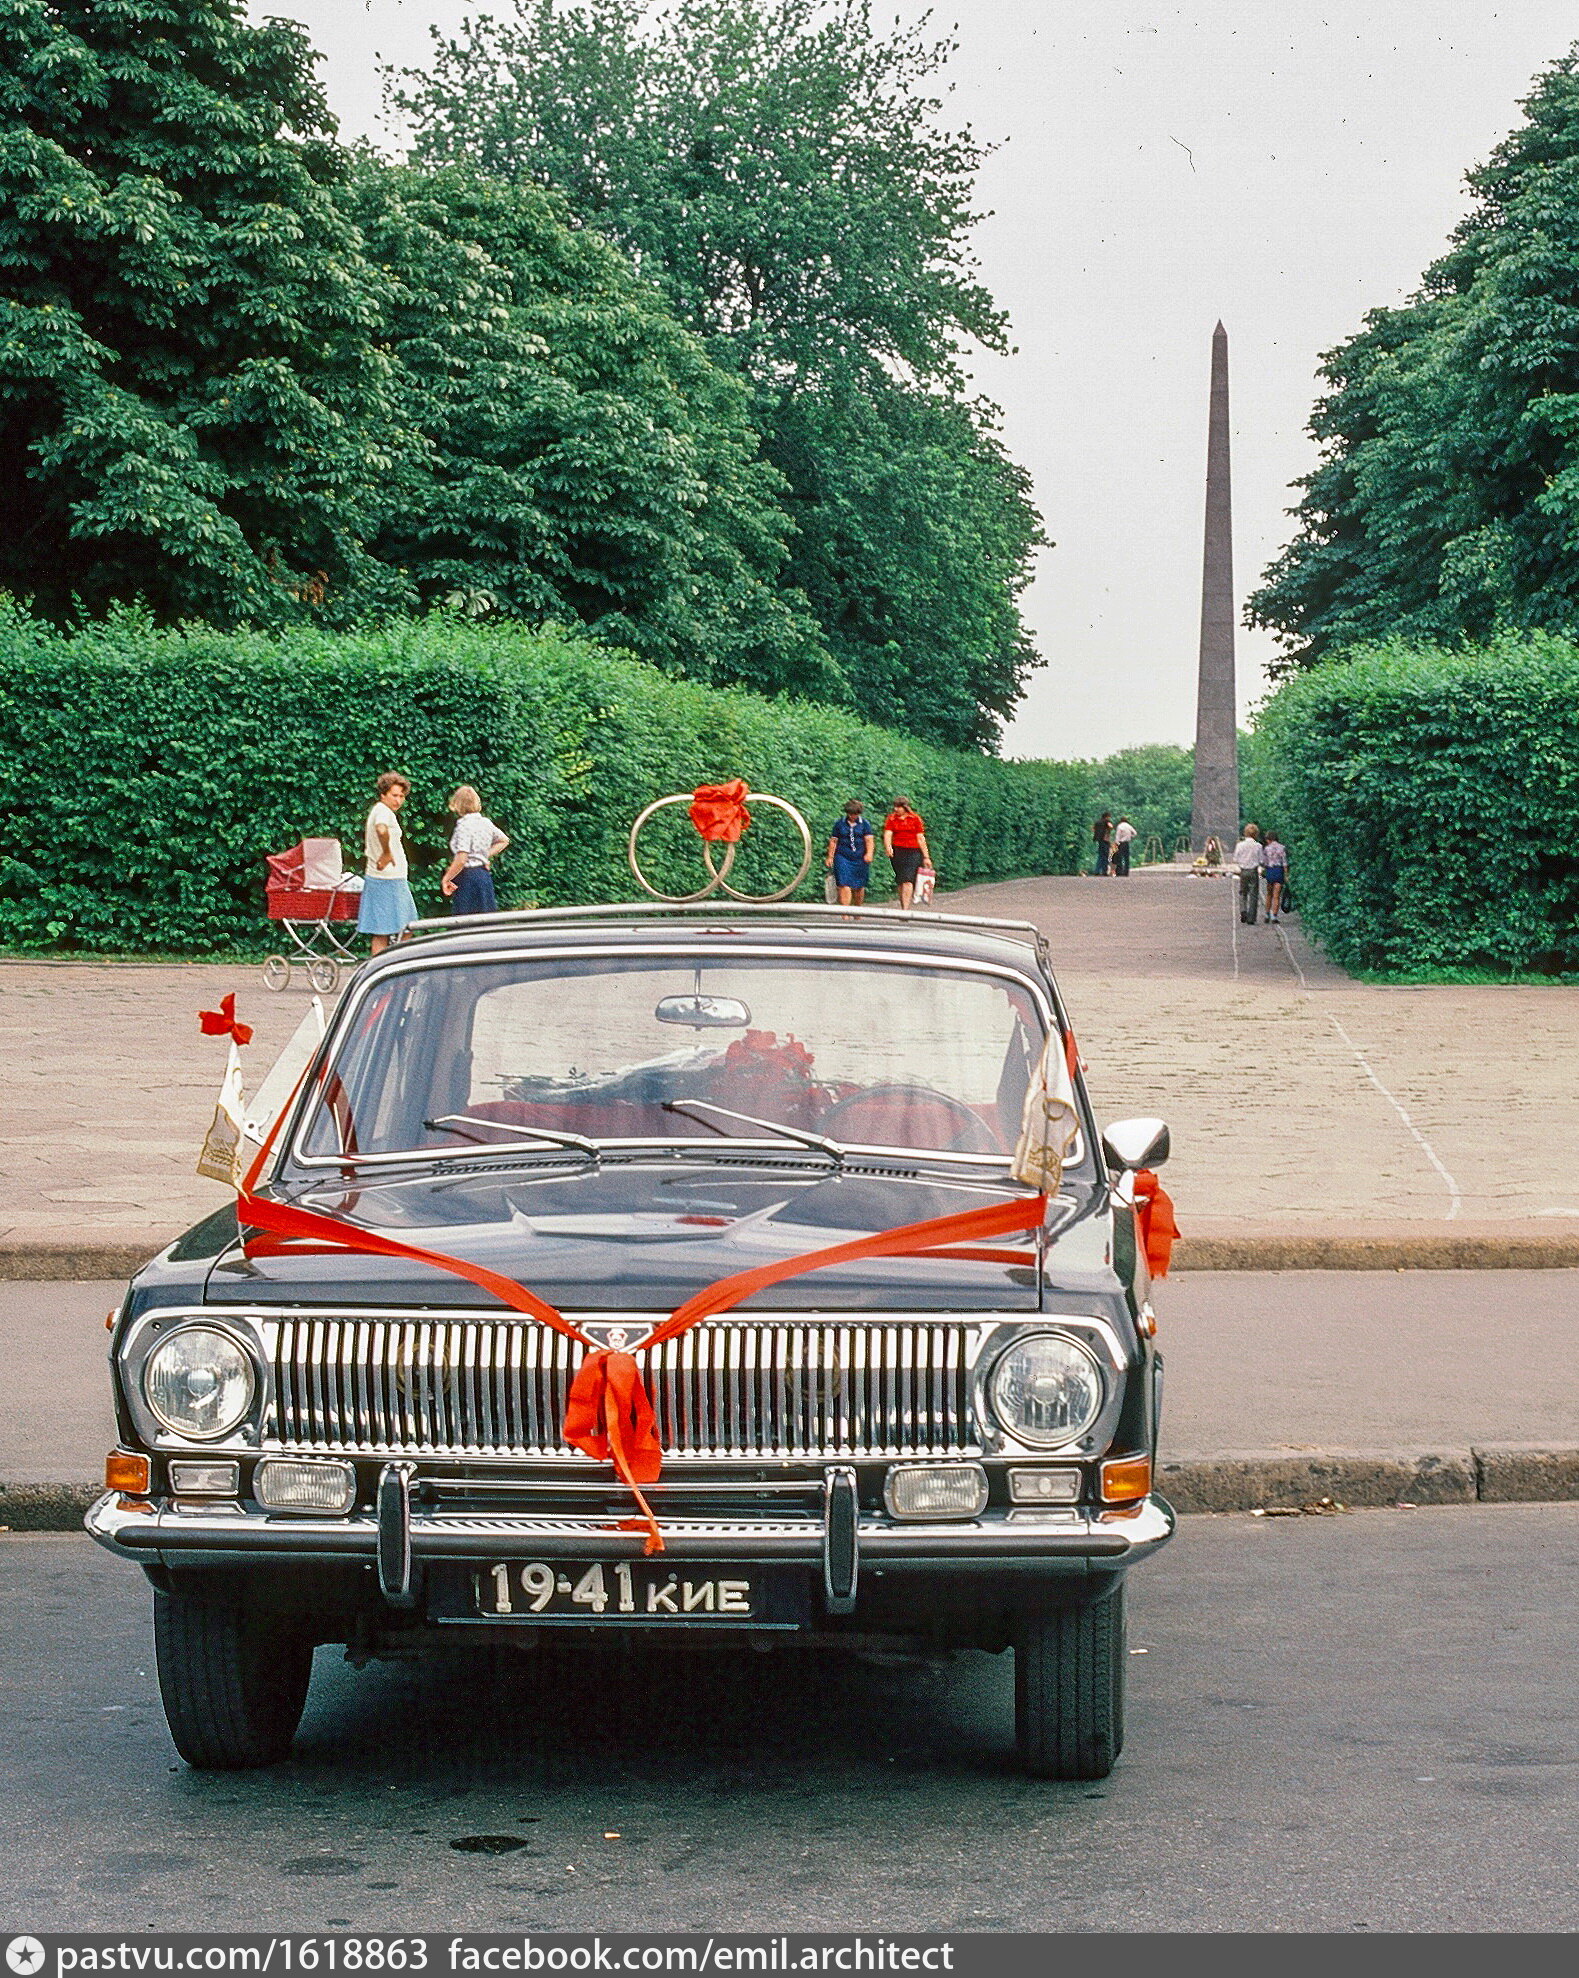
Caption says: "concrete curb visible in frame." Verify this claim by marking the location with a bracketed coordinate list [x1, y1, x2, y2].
[6, 1448, 1577, 1532]
[1173, 1236, 1579, 1271]
[8, 1234, 1579, 1280]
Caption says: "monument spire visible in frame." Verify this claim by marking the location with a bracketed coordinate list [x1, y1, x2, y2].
[1191, 320, 1239, 852]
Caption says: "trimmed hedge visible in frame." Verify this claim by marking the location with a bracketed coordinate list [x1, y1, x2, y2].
[1253, 634, 1579, 975]
[0, 607, 1090, 952]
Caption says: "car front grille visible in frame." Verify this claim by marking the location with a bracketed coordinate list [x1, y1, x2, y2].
[263, 1315, 980, 1460]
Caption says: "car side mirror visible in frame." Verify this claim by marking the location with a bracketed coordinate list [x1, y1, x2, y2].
[1102, 1117, 1170, 1172]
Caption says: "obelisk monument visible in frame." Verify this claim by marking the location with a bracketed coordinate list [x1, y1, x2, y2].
[1190, 321, 1239, 851]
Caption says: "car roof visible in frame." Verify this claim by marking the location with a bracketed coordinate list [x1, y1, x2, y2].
[388, 901, 1055, 982]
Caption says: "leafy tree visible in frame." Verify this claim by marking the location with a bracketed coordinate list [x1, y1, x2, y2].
[1251, 50, 1579, 667]
[351, 163, 834, 695]
[397, 0, 1006, 390]
[1084, 744, 1195, 855]
[0, 0, 412, 625]
[397, 0, 1045, 747]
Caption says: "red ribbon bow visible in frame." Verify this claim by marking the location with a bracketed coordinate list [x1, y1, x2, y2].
[233, 1093, 1047, 1553]
[688, 779, 752, 844]
[198, 993, 253, 1047]
[1132, 1168, 1180, 1279]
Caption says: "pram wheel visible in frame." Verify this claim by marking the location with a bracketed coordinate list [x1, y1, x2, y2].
[307, 957, 340, 996]
[262, 955, 291, 992]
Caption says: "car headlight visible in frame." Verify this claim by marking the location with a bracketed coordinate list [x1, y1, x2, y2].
[988, 1332, 1104, 1447]
[142, 1327, 256, 1440]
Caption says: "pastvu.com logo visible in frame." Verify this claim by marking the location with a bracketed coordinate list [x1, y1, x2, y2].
[7, 1939, 47, 1977]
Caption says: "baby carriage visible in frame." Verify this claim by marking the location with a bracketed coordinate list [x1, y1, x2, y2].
[263, 838, 362, 993]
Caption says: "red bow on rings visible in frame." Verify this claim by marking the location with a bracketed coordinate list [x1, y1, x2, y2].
[688, 779, 752, 844]
[198, 992, 253, 1047]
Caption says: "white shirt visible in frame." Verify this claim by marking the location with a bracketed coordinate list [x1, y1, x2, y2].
[1113, 821, 1137, 845]
[364, 801, 408, 879]
[1231, 837, 1265, 872]
[1263, 841, 1288, 870]
[450, 813, 499, 868]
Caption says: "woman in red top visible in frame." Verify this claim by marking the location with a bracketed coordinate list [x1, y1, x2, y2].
[883, 798, 932, 910]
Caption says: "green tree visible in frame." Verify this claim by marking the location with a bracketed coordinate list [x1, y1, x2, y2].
[1251, 50, 1579, 667]
[0, 0, 412, 625]
[351, 163, 834, 695]
[1084, 744, 1195, 854]
[397, 0, 1046, 747]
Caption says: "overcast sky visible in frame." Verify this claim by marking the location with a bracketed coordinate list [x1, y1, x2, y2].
[263, 0, 1579, 760]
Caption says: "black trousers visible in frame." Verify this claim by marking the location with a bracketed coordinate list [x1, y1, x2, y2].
[1239, 865, 1260, 923]
[1113, 841, 1131, 877]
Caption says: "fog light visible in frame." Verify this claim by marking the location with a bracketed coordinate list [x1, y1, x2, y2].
[105, 1450, 150, 1494]
[1008, 1465, 1082, 1505]
[1100, 1454, 1152, 1504]
[168, 1460, 240, 1496]
[884, 1462, 988, 1521]
[255, 1457, 356, 1514]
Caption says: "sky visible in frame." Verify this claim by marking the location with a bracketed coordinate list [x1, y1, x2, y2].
[259, 0, 1579, 760]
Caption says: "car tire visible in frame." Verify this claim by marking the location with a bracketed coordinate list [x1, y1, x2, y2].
[153, 1588, 313, 1769]
[1014, 1584, 1126, 1780]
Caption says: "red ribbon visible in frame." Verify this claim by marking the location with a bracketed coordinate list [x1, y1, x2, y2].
[198, 993, 254, 1047]
[688, 779, 752, 844]
[1133, 1168, 1180, 1278]
[235, 1089, 1047, 1553]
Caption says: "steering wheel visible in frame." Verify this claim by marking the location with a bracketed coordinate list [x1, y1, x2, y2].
[819, 1083, 1003, 1155]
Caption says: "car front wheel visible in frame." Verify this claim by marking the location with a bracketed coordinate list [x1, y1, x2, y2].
[153, 1587, 314, 1769]
[1014, 1584, 1126, 1780]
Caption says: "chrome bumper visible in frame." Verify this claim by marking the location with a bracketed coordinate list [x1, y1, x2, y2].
[87, 1490, 1174, 1581]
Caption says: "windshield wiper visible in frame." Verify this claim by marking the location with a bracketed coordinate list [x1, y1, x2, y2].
[424, 1114, 601, 1158]
[662, 1099, 845, 1165]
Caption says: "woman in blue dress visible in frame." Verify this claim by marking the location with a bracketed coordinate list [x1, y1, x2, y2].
[825, 799, 876, 904]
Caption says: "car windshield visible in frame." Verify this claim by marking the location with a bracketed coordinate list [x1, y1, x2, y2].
[297, 954, 1051, 1163]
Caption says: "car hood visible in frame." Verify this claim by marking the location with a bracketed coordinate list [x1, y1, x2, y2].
[203, 1158, 1105, 1313]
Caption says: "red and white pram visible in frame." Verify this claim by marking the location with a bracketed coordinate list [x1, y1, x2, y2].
[263, 838, 362, 993]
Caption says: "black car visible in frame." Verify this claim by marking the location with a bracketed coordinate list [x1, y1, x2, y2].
[90, 902, 1174, 1779]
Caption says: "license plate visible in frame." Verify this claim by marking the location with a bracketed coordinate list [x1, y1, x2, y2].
[476, 1560, 762, 1623]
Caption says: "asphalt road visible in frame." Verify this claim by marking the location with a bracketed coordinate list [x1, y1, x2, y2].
[4, 1505, 1577, 1933]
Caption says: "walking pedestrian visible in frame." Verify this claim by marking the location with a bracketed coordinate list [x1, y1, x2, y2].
[826, 800, 876, 905]
[1263, 832, 1289, 923]
[441, 785, 510, 916]
[1232, 822, 1265, 925]
[882, 798, 932, 910]
[357, 771, 417, 955]
[1092, 811, 1112, 877]
[1112, 814, 1137, 878]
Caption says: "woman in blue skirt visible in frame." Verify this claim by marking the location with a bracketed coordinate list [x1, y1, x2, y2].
[441, 785, 510, 915]
[356, 772, 418, 954]
[825, 799, 876, 904]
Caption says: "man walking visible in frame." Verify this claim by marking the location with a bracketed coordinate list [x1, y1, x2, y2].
[1112, 815, 1137, 877]
[1232, 823, 1265, 925]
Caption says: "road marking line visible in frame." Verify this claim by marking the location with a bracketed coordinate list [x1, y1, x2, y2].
[1228, 878, 1240, 981]
[1274, 923, 1463, 1222]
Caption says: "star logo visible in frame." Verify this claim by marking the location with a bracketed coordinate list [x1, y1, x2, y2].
[6, 1940, 46, 1977]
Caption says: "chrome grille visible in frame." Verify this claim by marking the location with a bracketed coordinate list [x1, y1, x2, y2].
[263, 1316, 978, 1459]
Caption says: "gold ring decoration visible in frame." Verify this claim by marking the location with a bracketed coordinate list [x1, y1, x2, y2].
[627, 782, 815, 904]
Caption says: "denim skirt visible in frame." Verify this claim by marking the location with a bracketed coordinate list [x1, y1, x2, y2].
[451, 865, 498, 915]
[356, 875, 417, 935]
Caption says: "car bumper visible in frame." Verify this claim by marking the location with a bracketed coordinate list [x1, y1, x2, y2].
[86, 1491, 1174, 1575]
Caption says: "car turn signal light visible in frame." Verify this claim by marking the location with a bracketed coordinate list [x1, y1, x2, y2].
[1099, 1454, 1152, 1504]
[105, 1450, 151, 1494]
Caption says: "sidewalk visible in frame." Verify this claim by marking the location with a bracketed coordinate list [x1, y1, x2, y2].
[952, 869, 1579, 1251]
[4, 874, 1579, 1266]
[6, 1273, 1574, 1523]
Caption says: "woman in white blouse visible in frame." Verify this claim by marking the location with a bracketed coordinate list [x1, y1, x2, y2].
[440, 786, 510, 915]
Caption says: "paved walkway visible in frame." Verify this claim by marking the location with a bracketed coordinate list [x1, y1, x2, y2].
[8, 1272, 1576, 1489]
[3, 871, 1577, 1254]
[952, 869, 1579, 1240]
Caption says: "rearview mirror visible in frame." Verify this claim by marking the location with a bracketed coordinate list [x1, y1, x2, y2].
[1102, 1117, 1170, 1172]
[654, 994, 752, 1028]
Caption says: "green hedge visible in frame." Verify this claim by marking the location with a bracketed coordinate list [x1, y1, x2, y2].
[0, 607, 1090, 952]
[1254, 633, 1579, 975]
